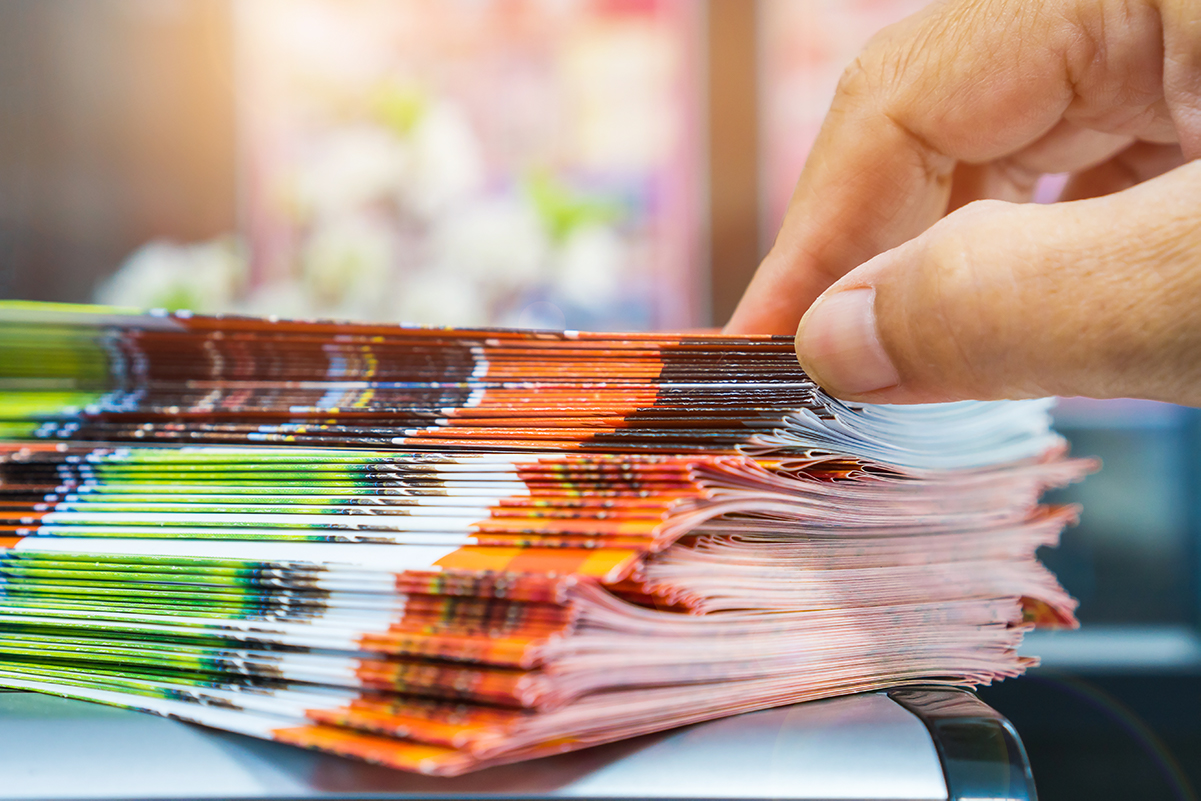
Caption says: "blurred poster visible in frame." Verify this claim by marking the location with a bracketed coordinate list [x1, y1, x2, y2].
[758, 0, 929, 244]
[229, 0, 703, 330]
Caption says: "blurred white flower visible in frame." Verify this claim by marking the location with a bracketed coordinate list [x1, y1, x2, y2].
[403, 101, 485, 219]
[431, 195, 549, 286]
[300, 214, 395, 317]
[553, 222, 624, 310]
[292, 125, 409, 221]
[393, 271, 488, 327]
[95, 237, 246, 312]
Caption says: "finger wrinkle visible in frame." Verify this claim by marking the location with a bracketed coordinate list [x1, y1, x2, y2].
[1065, 99, 1173, 138]
[1156, 0, 1201, 156]
[898, 5, 975, 88]
[1060, 0, 1118, 103]
[1064, 1, 1166, 114]
[932, 238, 992, 397]
[879, 109, 958, 189]
[947, 211, 1024, 395]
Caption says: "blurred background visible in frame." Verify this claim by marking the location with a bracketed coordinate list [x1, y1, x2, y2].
[0, 1, 1199, 798]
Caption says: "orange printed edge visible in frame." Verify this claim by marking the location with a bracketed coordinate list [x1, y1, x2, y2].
[271, 724, 470, 775]
[434, 545, 641, 583]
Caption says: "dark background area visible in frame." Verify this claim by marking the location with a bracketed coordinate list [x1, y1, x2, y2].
[979, 674, 1201, 801]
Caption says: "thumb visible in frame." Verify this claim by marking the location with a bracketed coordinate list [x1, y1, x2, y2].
[795, 161, 1201, 406]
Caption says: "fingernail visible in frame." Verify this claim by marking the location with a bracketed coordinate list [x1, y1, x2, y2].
[796, 287, 900, 395]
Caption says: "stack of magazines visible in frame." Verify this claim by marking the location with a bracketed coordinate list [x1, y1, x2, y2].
[0, 302, 1088, 775]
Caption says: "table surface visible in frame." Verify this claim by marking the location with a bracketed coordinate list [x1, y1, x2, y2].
[0, 690, 948, 801]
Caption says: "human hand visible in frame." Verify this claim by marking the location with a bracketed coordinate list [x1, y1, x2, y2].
[725, 0, 1201, 406]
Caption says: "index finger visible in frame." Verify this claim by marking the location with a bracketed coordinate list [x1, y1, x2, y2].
[723, 0, 1164, 335]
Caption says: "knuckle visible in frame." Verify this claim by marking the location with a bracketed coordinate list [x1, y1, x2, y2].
[908, 206, 1004, 383]
[831, 19, 918, 111]
[831, 1, 972, 114]
[832, 53, 881, 109]
[922, 219, 980, 302]
[926, 199, 1015, 292]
